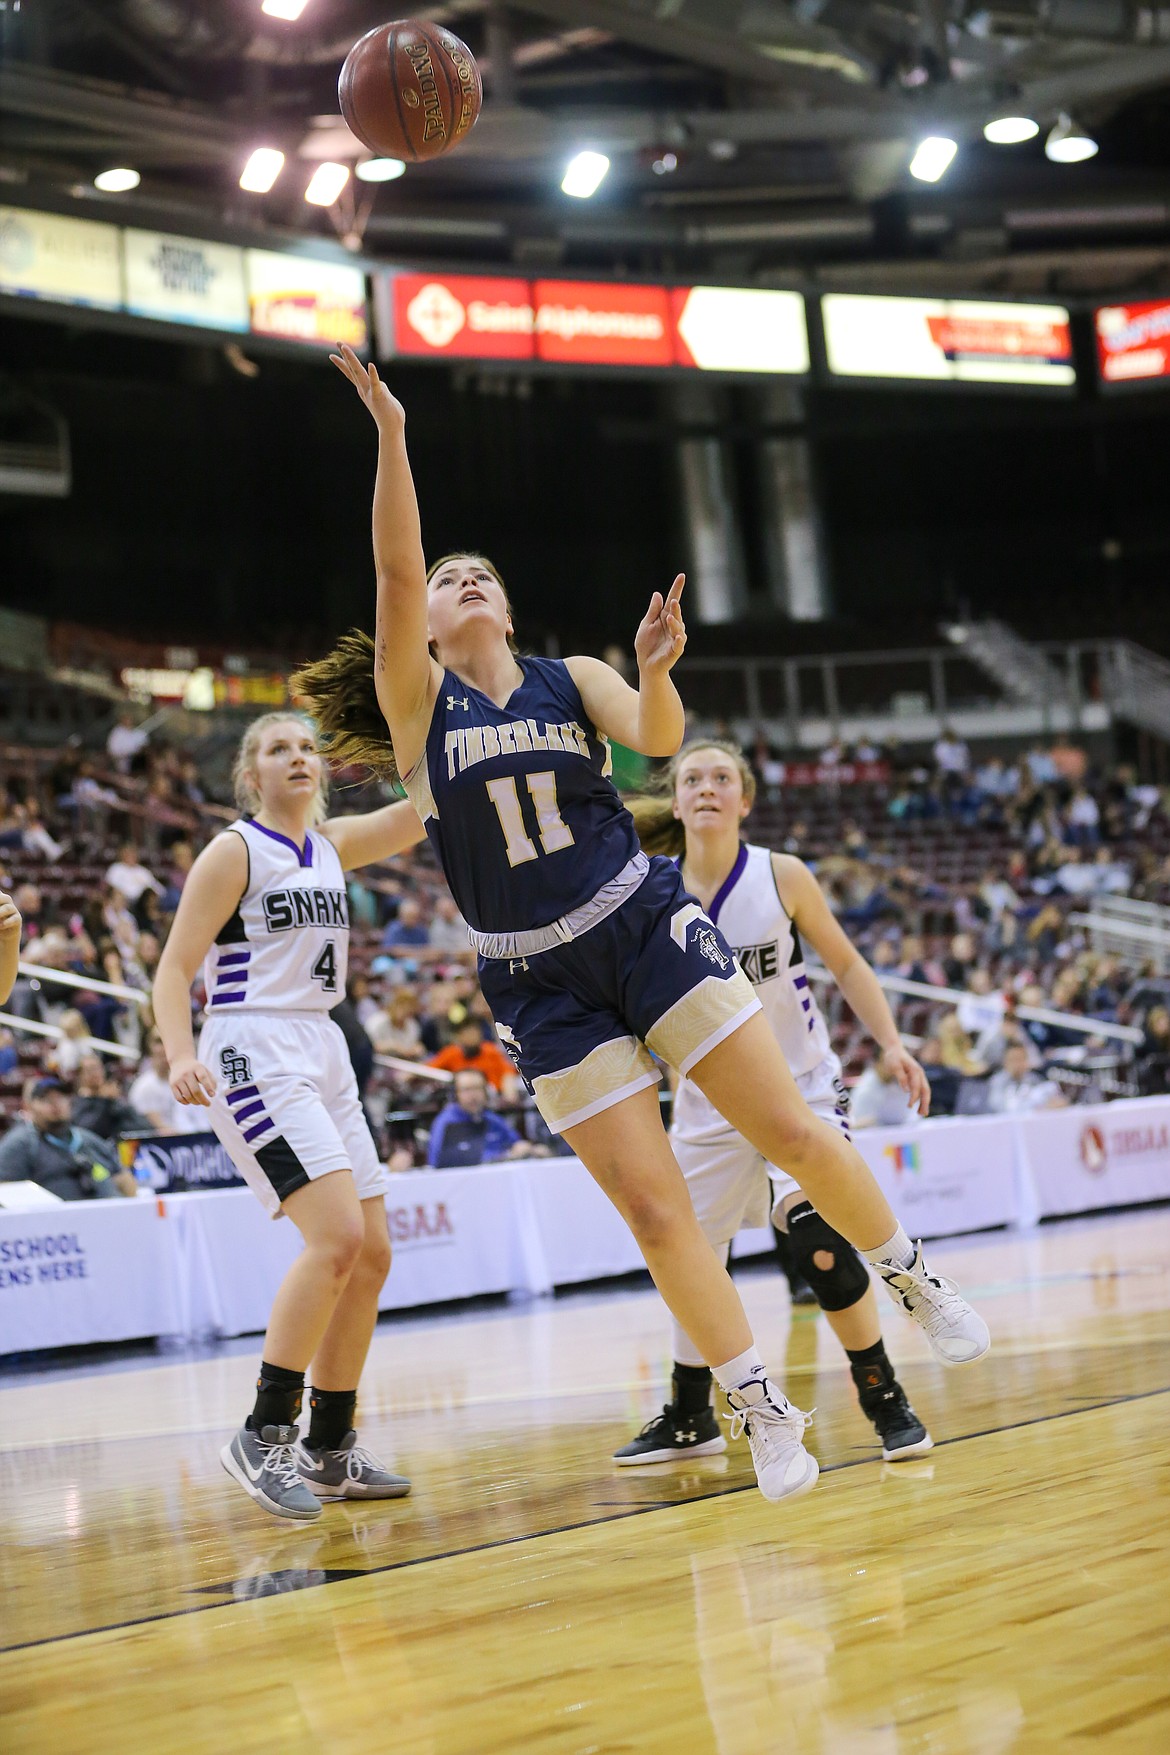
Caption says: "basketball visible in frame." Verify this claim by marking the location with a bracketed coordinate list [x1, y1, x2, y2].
[338, 19, 482, 164]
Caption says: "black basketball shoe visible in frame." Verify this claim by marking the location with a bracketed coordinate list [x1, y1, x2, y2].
[857, 1375, 934, 1461]
[613, 1402, 727, 1465]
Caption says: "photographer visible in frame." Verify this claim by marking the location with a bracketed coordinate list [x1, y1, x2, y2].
[0, 1077, 138, 1201]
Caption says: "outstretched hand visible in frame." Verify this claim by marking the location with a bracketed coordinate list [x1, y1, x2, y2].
[329, 342, 406, 431]
[169, 1055, 217, 1108]
[634, 573, 687, 676]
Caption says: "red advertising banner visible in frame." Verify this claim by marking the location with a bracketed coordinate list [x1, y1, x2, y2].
[390, 272, 534, 359]
[1095, 300, 1170, 384]
[530, 279, 674, 367]
[776, 761, 890, 787]
[925, 310, 1071, 367]
[376, 271, 809, 374]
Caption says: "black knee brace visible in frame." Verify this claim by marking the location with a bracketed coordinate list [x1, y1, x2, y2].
[784, 1200, 870, 1311]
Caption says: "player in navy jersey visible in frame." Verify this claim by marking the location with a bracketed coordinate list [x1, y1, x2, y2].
[293, 345, 989, 1505]
[154, 712, 425, 1520]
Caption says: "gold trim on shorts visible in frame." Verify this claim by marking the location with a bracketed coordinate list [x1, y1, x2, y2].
[534, 1035, 660, 1134]
[645, 971, 760, 1075]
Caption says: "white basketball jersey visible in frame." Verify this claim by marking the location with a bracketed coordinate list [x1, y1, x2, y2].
[672, 842, 834, 1142]
[202, 819, 348, 1014]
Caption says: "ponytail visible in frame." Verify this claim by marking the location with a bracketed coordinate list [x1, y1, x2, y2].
[289, 631, 400, 782]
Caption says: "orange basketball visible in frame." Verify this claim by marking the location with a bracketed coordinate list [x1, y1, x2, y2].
[338, 19, 482, 164]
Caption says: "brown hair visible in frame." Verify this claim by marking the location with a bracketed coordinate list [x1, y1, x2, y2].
[625, 739, 757, 857]
[289, 553, 515, 783]
[231, 712, 329, 822]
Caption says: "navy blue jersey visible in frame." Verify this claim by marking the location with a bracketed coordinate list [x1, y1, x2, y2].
[402, 657, 641, 934]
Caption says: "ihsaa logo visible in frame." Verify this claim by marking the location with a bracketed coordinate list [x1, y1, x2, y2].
[1079, 1123, 1108, 1174]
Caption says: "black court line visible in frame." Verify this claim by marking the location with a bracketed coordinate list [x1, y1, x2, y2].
[3, 1382, 1168, 1659]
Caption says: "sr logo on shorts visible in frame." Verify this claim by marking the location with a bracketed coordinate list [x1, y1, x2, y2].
[219, 1045, 254, 1088]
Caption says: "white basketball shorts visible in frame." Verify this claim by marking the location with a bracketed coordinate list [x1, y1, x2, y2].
[672, 1055, 851, 1246]
[198, 1012, 389, 1219]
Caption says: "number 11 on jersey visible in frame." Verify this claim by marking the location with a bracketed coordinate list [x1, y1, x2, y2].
[486, 771, 575, 866]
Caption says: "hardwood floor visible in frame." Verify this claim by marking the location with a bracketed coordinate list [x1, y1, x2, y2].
[1, 1212, 1167, 1753]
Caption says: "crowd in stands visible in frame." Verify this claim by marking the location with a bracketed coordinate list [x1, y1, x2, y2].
[3, 707, 1170, 1201]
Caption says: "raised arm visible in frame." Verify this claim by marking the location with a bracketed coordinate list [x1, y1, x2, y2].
[330, 344, 442, 774]
[776, 854, 931, 1117]
[321, 798, 427, 872]
[153, 833, 248, 1107]
[565, 573, 687, 758]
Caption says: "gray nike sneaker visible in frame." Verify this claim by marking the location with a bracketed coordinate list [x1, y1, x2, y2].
[296, 1430, 412, 1500]
[220, 1423, 323, 1522]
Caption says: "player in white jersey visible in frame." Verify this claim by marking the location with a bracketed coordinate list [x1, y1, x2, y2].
[154, 712, 427, 1521]
[614, 740, 940, 1466]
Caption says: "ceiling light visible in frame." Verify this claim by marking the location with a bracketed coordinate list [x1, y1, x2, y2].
[262, 0, 311, 19]
[240, 147, 285, 193]
[93, 167, 139, 193]
[356, 157, 406, 183]
[561, 151, 610, 199]
[1045, 113, 1098, 163]
[651, 152, 678, 176]
[984, 115, 1039, 145]
[909, 136, 958, 183]
[305, 161, 350, 205]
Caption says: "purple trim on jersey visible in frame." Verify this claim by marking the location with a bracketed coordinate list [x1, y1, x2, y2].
[210, 992, 244, 1006]
[225, 1084, 259, 1106]
[232, 1100, 265, 1125]
[218, 951, 251, 968]
[243, 1115, 274, 1144]
[793, 972, 809, 990]
[247, 818, 313, 868]
[707, 842, 749, 927]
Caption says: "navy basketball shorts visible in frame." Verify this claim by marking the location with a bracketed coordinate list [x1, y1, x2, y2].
[478, 857, 760, 1134]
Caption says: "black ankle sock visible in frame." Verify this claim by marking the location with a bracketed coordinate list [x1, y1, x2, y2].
[672, 1362, 714, 1418]
[246, 1361, 305, 1434]
[846, 1339, 892, 1394]
[305, 1387, 358, 1452]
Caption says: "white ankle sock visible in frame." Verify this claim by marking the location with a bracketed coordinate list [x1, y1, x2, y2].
[713, 1346, 767, 1392]
[863, 1225, 915, 1271]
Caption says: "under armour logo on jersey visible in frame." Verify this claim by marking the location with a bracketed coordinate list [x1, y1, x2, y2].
[508, 957, 529, 975]
[447, 695, 470, 711]
[669, 904, 731, 971]
[219, 1045, 253, 1088]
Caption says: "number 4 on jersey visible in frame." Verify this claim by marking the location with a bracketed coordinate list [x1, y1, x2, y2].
[311, 940, 338, 993]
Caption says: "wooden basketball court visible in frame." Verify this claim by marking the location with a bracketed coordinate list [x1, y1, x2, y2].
[2, 1209, 1168, 1753]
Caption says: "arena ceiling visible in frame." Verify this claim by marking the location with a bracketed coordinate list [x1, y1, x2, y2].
[3, 1, 1170, 291]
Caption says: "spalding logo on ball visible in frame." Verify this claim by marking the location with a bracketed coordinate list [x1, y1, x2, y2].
[339, 19, 482, 163]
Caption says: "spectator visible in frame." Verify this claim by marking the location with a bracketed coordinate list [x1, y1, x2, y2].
[381, 896, 429, 952]
[47, 1009, 91, 1080]
[0, 1026, 18, 1077]
[74, 1052, 151, 1141]
[428, 894, 470, 954]
[933, 727, 970, 776]
[427, 1070, 537, 1167]
[1066, 787, 1101, 848]
[0, 1076, 137, 1200]
[936, 1013, 988, 1078]
[1136, 1005, 1170, 1096]
[917, 1037, 961, 1115]
[105, 843, 163, 906]
[956, 970, 1006, 1038]
[848, 1055, 918, 1130]
[986, 1042, 1066, 1113]
[367, 986, 425, 1060]
[429, 1017, 520, 1095]
[106, 710, 149, 774]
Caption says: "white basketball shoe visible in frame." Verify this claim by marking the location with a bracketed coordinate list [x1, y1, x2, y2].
[725, 1379, 819, 1503]
[876, 1242, 991, 1365]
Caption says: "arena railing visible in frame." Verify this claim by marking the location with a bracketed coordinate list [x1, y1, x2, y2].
[804, 966, 1144, 1048]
